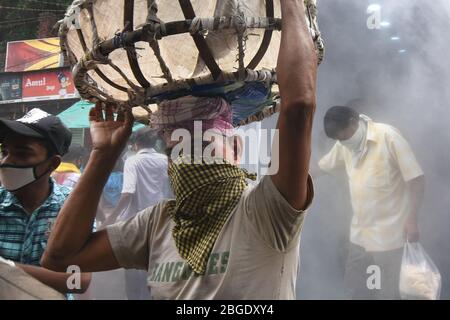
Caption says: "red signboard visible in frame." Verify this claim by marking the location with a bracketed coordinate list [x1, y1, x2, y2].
[22, 69, 77, 102]
[5, 38, 62, 72]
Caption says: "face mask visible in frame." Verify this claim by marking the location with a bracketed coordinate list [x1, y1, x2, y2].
[340, 120, 366, 152]
[0, 159, 51, 192]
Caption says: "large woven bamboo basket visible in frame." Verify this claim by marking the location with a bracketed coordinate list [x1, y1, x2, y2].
[59, 0, 324, 126]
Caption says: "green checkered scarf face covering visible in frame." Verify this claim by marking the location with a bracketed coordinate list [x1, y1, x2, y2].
[166, 156, 257, 275]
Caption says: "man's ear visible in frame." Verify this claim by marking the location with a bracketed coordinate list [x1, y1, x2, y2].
[50, 155, 62, 172]
[351, 117, 360, 129]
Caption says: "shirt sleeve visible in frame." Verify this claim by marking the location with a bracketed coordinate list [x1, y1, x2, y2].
[106, 206, 156, 270]
[318, 142, 346, 173]
[244, 175, 314, 252]
[121, 158, 138, 194]
[388, 128, 424, 182]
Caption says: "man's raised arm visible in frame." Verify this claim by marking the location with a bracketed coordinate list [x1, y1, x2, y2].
[42, 104, 133, 272]
[271, 0, 318, 210]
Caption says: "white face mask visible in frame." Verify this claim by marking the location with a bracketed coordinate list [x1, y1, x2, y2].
[340, 120, 366, 152]
[0, 160, 49, 192]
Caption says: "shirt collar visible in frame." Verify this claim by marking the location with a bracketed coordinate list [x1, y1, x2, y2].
[137, 148, 156, 155]
[0, 188, 16, 209]
[0, 179, 65, 213]
[360, 114, 377, 143]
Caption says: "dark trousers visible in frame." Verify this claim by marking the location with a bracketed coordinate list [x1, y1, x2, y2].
[344, 243, 403, 300]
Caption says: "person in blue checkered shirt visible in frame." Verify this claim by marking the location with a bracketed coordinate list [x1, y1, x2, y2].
[0, 108, 91, 297]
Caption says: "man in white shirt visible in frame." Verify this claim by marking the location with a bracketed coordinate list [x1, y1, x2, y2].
[316, 106, 425, 299]
[113, 128, 170, 222]
[106, 127, 170, 299]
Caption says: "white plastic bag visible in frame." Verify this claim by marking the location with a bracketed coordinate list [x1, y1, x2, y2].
[399, 242, 441, 300]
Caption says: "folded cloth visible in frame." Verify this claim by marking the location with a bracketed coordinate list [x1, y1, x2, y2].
[151, 96, 234, 136]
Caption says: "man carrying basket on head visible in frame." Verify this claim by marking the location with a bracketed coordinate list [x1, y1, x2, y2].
[42, 0, 318, 300]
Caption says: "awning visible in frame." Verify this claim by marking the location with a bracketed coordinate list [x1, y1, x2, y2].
[58, 100, 145, 132]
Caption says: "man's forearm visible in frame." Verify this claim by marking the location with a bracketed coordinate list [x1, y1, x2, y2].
[17, 264, 91, 294]
[45, 150, 121, 261]
[271, 0, 317, 210]
[278, 0, 317, 108]
[407, 176, 425, 221]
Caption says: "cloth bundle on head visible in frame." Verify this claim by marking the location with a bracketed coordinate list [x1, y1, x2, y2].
[150, 96, 234, 137]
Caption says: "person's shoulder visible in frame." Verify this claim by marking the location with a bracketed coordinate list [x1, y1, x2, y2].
[146, 151, 167, 161]
[137, 199, 172, 226]
[155, 199, 171, 217]
[130, 151, 165, 164]
[52, 181, 72, 200]
[373, 122, 406, 143]
[0, 187, 11, 206]
[155, 153, 169, 161]
[233, 178, 258, 207]
[143, 152, 168, 167]
[0, 187, 8, 197]
[373, 122, 402, 135]
[124, 154, 139, 166]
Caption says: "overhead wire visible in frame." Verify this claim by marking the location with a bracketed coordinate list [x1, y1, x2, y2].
[0, 5, 65, 13]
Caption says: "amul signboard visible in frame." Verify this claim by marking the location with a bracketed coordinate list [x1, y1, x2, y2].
[22, 69, 78, 102]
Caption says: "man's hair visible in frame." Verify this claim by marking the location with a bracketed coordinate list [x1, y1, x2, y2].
[62, 144, 86, 163]
[134, 128, 158, 149]
[324, 106, 360, 139]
